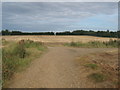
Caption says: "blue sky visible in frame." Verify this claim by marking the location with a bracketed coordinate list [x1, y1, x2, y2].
[2, 2, 118, 32]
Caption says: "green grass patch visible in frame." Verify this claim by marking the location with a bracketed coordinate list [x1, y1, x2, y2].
[65, 39, 118, 48]
[88, 73, 106, 83]
[65, 41, 85, 47]
[85, 63, 98, 69]
[2, 39, 47, 86]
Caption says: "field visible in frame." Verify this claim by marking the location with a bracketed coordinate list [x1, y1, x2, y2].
[2, 35, 117, 43]
[1, 35, 119, 88]
[2, 1, 119, 88]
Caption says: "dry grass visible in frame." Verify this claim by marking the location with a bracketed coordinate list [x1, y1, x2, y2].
[2, 35, 117, 44]
[2, 40, 47, 87]
[75, 50, 118, 88]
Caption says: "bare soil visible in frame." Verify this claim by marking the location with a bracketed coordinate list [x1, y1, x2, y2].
[7, 47, 118, 88]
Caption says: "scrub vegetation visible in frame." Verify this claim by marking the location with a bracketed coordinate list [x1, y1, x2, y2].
[66, 39, 118, 48]
[2, 39, 47, 86]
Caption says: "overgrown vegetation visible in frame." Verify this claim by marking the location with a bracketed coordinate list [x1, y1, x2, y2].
[23, 39, 45, 51]
[77, 51, 118, 87]
[66, 39, 118, 48]
[2, 39, 46, 86]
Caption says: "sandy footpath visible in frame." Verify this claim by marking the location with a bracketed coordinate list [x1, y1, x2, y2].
[7, 47, 117, 88]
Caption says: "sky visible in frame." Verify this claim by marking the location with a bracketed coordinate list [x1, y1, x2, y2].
[0, 2, 2, 31]
[2, 0, 119, 2]
[2, 2, 118, 32]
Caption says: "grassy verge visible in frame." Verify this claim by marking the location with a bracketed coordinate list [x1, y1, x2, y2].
[65, 39, 118, 48]
[76, 51, 118, 87]
[85, 63, 98, 70]
[88, 73, 106, 83]
[2, 39, 47, 86]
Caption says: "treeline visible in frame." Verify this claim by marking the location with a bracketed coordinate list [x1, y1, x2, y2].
[56, 30, 118, 38]
[1, 29, 119, 38]
[1, 30, 54, 35]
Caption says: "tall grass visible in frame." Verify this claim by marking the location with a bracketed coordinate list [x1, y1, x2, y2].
[66, 39, 118, 48]
[2, 39, 46, 86]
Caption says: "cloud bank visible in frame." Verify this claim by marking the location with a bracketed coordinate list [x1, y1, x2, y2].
[2, 2, 118, 32]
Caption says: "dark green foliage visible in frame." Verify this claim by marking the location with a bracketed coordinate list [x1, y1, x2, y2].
[1, 30, 54, 35]
[57, 30, 118, 38]
[2, 29, 11, 35]
[1, 29, 118, 38]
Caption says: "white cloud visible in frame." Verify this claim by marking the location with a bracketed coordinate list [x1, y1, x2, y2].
[2, 2, 118, 31]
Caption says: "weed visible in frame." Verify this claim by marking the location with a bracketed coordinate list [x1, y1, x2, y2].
[85, 63, 98, 69]
[14, 40, 26, 58]
[2, 40, 46, 86]
[88, 73, 106, 83]
[66, 39, 118, 48]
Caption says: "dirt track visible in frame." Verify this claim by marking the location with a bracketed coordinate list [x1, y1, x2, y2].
[7, 47, 117, 88]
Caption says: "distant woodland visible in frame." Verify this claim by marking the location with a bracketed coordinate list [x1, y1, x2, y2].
[1, 29, 119, 38]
